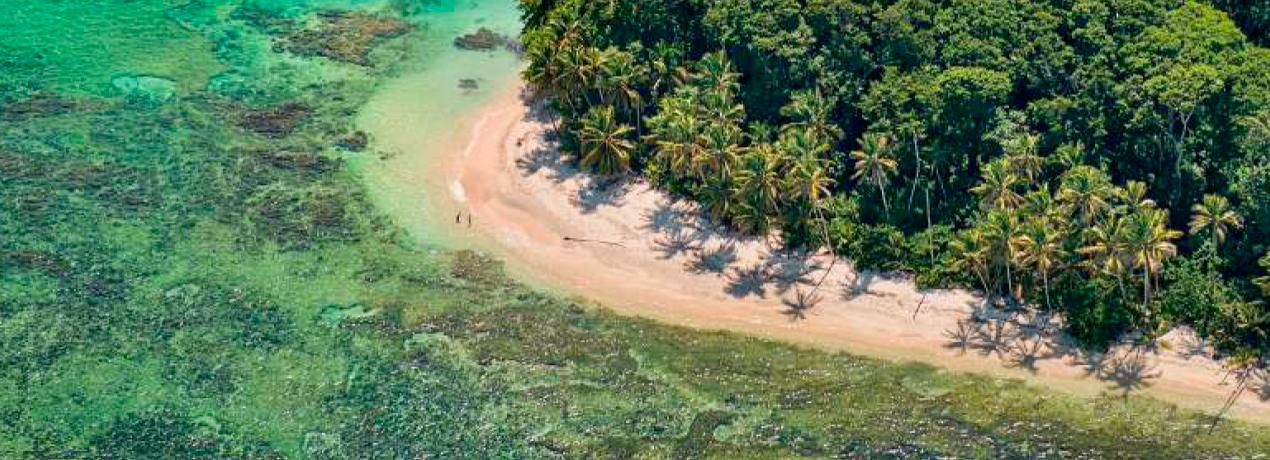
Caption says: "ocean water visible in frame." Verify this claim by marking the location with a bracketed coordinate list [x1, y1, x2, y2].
[1, 0, 530, 457]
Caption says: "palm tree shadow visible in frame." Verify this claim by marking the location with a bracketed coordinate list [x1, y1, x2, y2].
[1253, 369, 1270, 402]
[515, 144, 574, 181]
[520, 87, 557, 124]
[942, 301, 1065, 373]
[642, 198, 694, 233]
[942, 301, 1017, 361]
[1099, 348, 1161, 396]
[725, 263, 769, 299]
[781, 287, 823, 321]
[652, 226, 703, 260]
[688, 242, 737, 275]
[1004, 311, 1062, 373]
[573, 176, 631, 213]
[1071, 343, 1161, 397]
[763, 251, 819, 296]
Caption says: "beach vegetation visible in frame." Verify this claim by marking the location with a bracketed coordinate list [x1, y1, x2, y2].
[520, 0, 1270, 362]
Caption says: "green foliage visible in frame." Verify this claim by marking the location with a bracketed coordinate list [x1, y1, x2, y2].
[1157, 257, 1235, 335]
[521, 0, 1270, 355]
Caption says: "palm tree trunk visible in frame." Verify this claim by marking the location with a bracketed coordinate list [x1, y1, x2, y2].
[1116, 273, 1128, 306]
[1004, 254, 1014, 305]
[878, 181, 890, 216]
[908, 136, 921, 208]
[1042, 271, 1052, 311]
[1142, 261, 1152, 321]
[925, 187, 934, 268]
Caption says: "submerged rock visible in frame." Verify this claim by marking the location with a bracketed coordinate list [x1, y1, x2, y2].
[453, 27, 509, 51]
[335, 131, 368, 151]
[280, 11, 412, 66]
[240, 101, 312, 138]
[111, 74, 177, 102]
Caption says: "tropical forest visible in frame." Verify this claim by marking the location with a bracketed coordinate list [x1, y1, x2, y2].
[522, 0, 1270, 366]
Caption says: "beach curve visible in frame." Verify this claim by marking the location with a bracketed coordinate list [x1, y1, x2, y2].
[360, 79, 1270, 423]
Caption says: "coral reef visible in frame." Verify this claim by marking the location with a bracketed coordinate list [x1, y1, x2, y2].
[280, 11, 412, 66]
[240, 101, 312, 138]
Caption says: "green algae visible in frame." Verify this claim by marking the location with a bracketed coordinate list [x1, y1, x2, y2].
[2, 1, 1270, 459]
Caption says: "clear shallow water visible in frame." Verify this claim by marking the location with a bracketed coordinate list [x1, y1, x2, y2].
[5, 0, 1270, 457]
[356, 0, 522, 247]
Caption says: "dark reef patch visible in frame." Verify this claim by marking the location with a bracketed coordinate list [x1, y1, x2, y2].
[240, 101, 312, 138]
[279, 11, 412, 66]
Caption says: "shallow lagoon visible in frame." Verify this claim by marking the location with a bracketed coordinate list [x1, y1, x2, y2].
[2, 1, 1269, 458]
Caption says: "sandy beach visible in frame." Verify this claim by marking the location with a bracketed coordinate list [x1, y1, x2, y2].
[362, 81, 1270, 422]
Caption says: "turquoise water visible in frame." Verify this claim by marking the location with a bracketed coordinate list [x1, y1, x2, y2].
[5, 0, 1270, 457]
[356, 0, 522, 247]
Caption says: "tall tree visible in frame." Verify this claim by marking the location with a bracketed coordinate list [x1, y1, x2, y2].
[1058, 166, 1114, 226]
[850, 133, 899, 214]
[1014, 218, 1067, 310]
[1122, 208, 1183, 320]
[1080, 215, 1132, 304]
[1189, 194, 1243, 255]
[983, 208, 1022, 302]
[971, 158, 1023, 211]
[733, 143, 784, 235]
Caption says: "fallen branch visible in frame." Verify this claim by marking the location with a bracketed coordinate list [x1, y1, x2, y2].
[913, 293, 927, 320]
[563, 236, 626, 248]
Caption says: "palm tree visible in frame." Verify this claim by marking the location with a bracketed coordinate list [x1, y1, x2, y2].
[1058, 165, 1114, 225]
[1189, 194, 1243, 254]
[648, 96, 702, 180]
[701, 87, 745, 126]
[1014, 218, 1067, 310]
[1022, 188, 1065, 224]
[523, 44, 560, 101]
[1119, 180, 1157, 214]
[782, 139, 833, 209]
[694, 122, 743, 183]
[949, 229, 993, 294]
[1122, 208, 1183, 319]
[970, 158, 1023, 211]
[1079, 215, 1132, 303]
[647, 43, 684, 101]
[553, 44, 598, 111]
[601, 49, 646, 134]
[1005, 133, 1044, 182]
[781, 88, 842, 142]
[577, 106, 635, 175]
[850, 133, 899, 214]
[983, 209, 1022, 302]
[693, 51, 740, 97]
[733, 143, 784, 234]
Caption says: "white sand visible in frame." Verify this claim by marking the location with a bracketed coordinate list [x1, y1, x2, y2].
[367, 82, 1270, 422]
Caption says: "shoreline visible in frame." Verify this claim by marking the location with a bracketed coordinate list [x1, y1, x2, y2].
[362, 79, 1270, 423]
